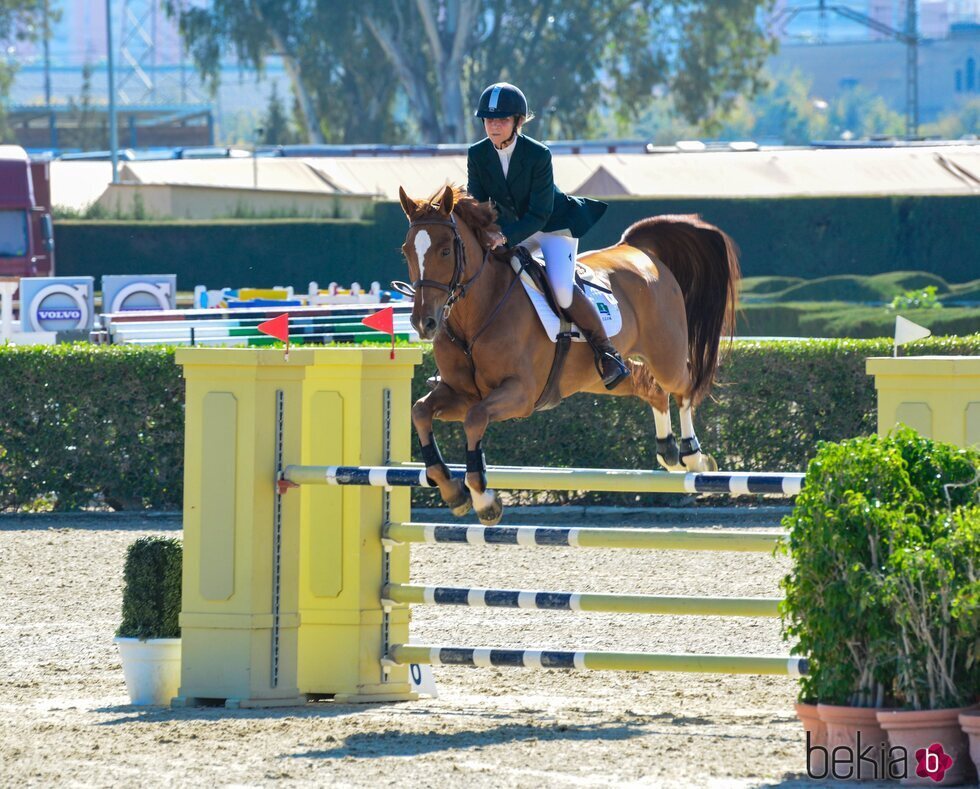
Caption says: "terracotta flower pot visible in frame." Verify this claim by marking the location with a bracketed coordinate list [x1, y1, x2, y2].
[877, 705, 980, 786]
[795, 702, 827, 777]
[959, 712, 980, 782]
[817, 703, 891, 781]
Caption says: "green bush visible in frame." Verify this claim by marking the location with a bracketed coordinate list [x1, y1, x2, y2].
[888, 285, 943, 311]
[0, 344, 184, 511]
[55, 196, 980, 289]
[738, 302, 980, 338]
[886, 506, 980, 710]
[740, 276, 805, 296]
[780, 429, 980, 707]
[1, 336, 979, 511]
[117, 536, 182, 640]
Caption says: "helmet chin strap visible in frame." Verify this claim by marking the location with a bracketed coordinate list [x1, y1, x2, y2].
[495, 117, 519, 149]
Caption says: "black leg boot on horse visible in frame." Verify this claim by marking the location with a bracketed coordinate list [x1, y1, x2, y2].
[563, 285, 631, 390]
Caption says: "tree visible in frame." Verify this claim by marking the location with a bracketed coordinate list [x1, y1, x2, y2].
[259, 82, 297, 145]
[168, 0, 776, 144]
[0, 0, 50, 142]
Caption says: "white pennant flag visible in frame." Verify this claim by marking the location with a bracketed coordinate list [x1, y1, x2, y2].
[894, 315, 931, 356]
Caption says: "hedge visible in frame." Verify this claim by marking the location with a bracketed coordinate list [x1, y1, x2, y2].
[54, 195, 980, 290]
[1, 336, 978, 511]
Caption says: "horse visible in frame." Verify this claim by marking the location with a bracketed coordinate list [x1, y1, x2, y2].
[398, 184, 740, 526]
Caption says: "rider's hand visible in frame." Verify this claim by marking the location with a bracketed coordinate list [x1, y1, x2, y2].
[488, 232, 507, 249]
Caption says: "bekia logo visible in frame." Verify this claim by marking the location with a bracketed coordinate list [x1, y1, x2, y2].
[916, 743, 954, 783]
[807, 732, 954, 781]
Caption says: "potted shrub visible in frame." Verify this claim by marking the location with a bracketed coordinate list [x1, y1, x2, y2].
[877, 505, 980, 786]
[780, 428, 979, 782]
[114, 536, 182, 705]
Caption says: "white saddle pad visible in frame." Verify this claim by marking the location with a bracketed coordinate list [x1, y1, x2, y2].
[511, 253, 622, 343]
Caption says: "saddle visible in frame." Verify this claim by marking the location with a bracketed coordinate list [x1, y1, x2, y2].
[509, 247, 616, 412]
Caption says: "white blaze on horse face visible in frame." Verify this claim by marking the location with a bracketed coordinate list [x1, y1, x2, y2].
[414, 230, 432, 281]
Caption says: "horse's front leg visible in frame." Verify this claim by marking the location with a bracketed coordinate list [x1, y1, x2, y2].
[412, 382, 477, 516]
[463, 377, 535, 526]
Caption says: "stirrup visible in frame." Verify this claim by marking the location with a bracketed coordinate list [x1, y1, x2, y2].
[599, 351, 630, 390]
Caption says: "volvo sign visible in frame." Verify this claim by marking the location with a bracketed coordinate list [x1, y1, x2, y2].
[102, 275, 177, 313]
[20, 276, 95, 333]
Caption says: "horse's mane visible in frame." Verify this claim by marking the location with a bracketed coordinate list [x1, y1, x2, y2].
[425, 185, 501, 250]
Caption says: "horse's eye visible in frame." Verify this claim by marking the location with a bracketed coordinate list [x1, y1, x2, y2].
[441, 248, 451, 257]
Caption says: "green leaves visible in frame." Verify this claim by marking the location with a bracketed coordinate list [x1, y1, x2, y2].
[117, 536, 183, 640]
[165, 0, 776, 143]
[780, 430, 980, 708]
[0, 344, 184, 511]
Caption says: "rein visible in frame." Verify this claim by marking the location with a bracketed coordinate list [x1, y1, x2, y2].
[393, 213, 523, 358]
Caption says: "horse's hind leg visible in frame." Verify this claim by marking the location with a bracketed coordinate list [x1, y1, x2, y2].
[412, 382, 477, 516]
[675, 394, 718, 472]
[589, 359, 683, 471]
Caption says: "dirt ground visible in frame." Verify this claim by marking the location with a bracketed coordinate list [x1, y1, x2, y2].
[0, 507, 891, 788]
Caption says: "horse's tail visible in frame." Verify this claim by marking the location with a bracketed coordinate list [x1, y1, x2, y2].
[620, 214, 741, 404]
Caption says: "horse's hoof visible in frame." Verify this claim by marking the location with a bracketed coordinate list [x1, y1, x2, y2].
[681, 452, 717, 472]
[476, 496, 503, 526]
[445, 482, 472, 517]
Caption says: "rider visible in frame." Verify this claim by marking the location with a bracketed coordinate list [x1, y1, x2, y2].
[467, 82, 630, 390]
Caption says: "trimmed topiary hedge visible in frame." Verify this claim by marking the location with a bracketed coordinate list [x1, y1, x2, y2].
[54, 195, 980, 290]
[1, 335, 978, 511]
[117, 536, 182, 640]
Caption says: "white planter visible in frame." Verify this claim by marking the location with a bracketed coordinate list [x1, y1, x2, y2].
[114, 637, 181, 705]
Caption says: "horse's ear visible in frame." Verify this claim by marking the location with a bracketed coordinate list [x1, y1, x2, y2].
[438, 185, 455, 217]
[399, 186, 419, 220]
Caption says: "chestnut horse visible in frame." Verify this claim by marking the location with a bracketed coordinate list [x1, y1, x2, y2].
[399, 185, 740, 526]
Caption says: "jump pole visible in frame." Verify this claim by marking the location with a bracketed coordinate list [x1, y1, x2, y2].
[388, 645, 808, 677]
[384, 522, 785, 552]
[383, 583, 782, 617]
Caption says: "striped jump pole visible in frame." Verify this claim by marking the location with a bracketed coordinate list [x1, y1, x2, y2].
[388, 645, 808, 677]
[383, 583, 782, 618]
[384, 522, 785, 552]
[284, 463, 806, 496]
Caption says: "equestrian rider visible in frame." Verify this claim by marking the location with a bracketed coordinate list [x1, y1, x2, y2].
[466, 82, 630, 390]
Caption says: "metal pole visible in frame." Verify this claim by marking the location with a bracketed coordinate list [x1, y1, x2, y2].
[389, 644, 808, 676]
[383, 583, 783, 618]
[906, 0, 919, 139]
[43, 0, 54, 149]
[384, 522, 785, 553]
[284, 463, 805, 497]
[106, 0, 119, 183]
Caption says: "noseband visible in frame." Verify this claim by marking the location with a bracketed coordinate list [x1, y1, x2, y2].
[392, 214, 490, 317]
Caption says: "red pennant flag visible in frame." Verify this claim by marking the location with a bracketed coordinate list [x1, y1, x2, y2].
[362, 306, 396, 358]
[257, 313, 291, 358]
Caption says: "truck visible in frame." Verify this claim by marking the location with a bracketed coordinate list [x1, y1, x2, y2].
[0, 145, 55, 278]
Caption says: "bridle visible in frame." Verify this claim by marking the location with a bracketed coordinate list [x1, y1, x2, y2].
[392, 213, 491, 319]
[392, 210, 525, 359]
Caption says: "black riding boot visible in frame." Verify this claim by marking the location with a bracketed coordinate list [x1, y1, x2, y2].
[563, 286, 630, 390]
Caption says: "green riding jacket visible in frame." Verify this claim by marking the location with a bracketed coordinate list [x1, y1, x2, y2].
[466, 134, 607, 246]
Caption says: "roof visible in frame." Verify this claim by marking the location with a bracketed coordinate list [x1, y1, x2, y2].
[572, 146, 980, 197]
[46, 143, 980, 210]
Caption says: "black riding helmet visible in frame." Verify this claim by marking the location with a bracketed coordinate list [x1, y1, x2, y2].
[475, 82, 528, 119]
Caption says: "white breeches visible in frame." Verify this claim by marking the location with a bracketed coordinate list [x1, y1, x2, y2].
[521, 230, 578, 309]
